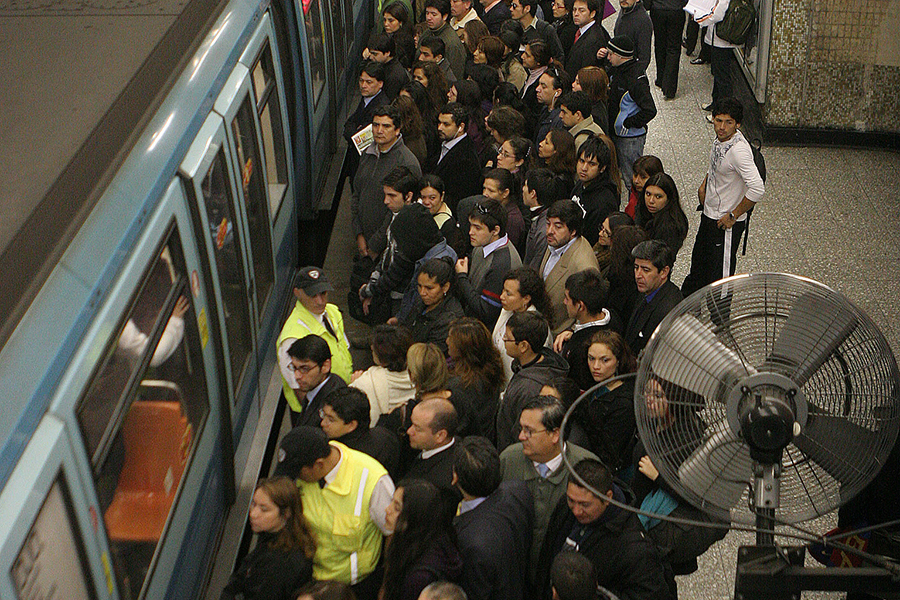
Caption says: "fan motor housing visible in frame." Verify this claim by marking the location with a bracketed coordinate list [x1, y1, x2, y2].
[726, 373, 808, 462]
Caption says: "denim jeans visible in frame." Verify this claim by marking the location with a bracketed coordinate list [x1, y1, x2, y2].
[614, 133, 647, 193]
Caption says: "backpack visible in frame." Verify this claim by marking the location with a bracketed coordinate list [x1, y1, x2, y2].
[741, 138, 766, 255]
[716, 0, 757, 46]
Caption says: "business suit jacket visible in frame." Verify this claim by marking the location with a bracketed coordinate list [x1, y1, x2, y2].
[429, 134, 483, 213]
[564, 21, 610, 77]
[404, 444, 462, 521]
[539, 236, 600, 335]
[293, 374, 348, 428]
[624, 279, 682, 355]
[343, 91, 390, 141]
[454, 481, 534, 600]
[482, 0, 512, 35]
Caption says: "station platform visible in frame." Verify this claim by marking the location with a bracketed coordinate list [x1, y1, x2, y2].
[319, 33, 900, 600]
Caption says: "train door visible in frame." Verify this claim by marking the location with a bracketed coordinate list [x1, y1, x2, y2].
[55, 185, 224, 599]
[0, 417, 112, 599]
[180, 113, 261, 434]
[295, 0, 332, 198]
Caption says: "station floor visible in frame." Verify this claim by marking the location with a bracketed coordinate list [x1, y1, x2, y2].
[321, 26, 900, 599]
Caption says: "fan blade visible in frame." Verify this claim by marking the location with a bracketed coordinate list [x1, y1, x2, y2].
[678, 419, 753, 511]
[651, 313, 755, 402]
[763, 293, 858, 387]
[793, 405, 878, 485]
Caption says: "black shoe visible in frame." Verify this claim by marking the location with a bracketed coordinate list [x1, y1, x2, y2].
[690, 57, 708, 65]
[702, 103, 713, 111]
[664, 94, 676, 100]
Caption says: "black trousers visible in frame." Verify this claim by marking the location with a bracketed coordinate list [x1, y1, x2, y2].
[710, 45, 735, 102]
[684, 20, 711, 61]
[681, 214, 746, 298]
[651, 9, 686, 97]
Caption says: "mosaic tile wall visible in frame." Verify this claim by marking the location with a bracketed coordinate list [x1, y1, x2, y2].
[763, 0, 900, 132]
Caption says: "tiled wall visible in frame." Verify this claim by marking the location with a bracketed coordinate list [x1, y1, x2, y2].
[763, 0, 900, 132]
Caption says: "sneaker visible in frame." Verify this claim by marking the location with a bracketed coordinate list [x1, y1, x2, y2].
[690, 57, 708, 65]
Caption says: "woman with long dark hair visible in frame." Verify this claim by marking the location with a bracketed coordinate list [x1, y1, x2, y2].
[593, 211, 634, 275]
[447, 317, 506, 443]
[491, 267, 553, 382]
[635, 172, 689, 255]
[381, 480, 463, 600]
[401, 80, 440, 164]
[573, 66, 609, 134]
[482, 167, 527, 253]
[412, 61, 450, 113]
[449, 79, 488, 157]
[393, 95, 427, 168]
[382, 2, 416, 69]
[606, 225, 647, 326]
[401, 257, 464, 355]
[537, 129, 576, 195]
[221, 477, 316, 600]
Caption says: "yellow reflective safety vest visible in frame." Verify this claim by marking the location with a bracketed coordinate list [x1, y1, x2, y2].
[277, 301, 353, 412]
[298, 443, 387, 584]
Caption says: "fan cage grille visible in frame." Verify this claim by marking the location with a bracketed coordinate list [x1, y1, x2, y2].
[635, 273, 900, 524]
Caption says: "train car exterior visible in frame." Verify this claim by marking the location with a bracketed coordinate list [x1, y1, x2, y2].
[0, 0, 367, 595]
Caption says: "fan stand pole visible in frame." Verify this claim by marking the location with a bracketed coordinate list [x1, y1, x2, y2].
[753, 462, 780, 546]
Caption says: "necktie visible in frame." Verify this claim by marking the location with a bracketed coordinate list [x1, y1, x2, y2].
[537, 463, 551, 478]
[322, 314, 337, 339]
[574, 28, 581, 43]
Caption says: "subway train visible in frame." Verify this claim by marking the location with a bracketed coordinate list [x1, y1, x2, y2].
[0, 0, 369, 594]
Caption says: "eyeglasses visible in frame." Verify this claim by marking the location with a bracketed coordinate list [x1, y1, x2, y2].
[520, 426, 548, 438]
[502, 336, 518, 344]
[289, 363, 319, 374]
[498, 149, 515, 159]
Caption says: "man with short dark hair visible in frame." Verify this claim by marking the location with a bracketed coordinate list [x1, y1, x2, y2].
[275, 426, 394, 600]
[321, 387, 400, 477]
[367, 33, 410, 99]
[500, 396, 599, 582]
[351, 105, 422, 260]
[624, 239, 682, 354]
[429, 102, 483, 211]
[344, 61, 390, 180]
[497, 312, 569, 450]
[570, 136, 619, 245]
[421, 0, 467, 79]
[419, 36, 458, 82]
[605, 35, 657, 194]
[538, 459, 672, 600]
[404, 397, 463, 514]
[512, 0, 564, 61]
[681, 97, 764, 297]
[597, 0, 652, 74]
[553, 269, 621, 390]
[559, 91, 604, 150]
[522, 168, 563, 268]
[455, 197, 522, 328]
[564, 0, 609, 77]
[284, 335, 349, 428]
[539, 200, 600, 335]
[278, 266, 353, 419]
[453, 437, 534, 600]
[533, 66, 570, 155]
[551, 551, 598, 600]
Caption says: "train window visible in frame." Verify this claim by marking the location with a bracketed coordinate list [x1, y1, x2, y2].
[328, 0, 346, 80]
[303, 0, 327, 108]
[231, 96, 275, 319]
[250, 43, 289, 217]
[200, 149, 254, 393]
[76, 227, 209, 600]
[12, 476, 96, 600]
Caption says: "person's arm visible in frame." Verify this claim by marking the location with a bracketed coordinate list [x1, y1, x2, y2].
[278, 337, 300, 389]
[698, 173, 709, 206]
[622, 74, 657, 130]
[717, 144, 763, 228]
[369, 474, 396, 534]
[454, 259, 503, 328]
[547, 23, 565, 62]
[367, 249, 416, 300]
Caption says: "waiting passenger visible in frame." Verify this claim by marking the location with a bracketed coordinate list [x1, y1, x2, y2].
[482, 168, 527, 255]
[399, 257, 465, 356]
[429, 103, 484, 212]
[277, 267, 353, 411]
[454, 197, 522, 329]
[284, 335, 348, 428]
[521, 168, 564, 269]
[350, 324, 417, 428]
[623, 239, 682, 355]
[635, 172, 689, 255]
[381, 480, 464, 600]
[418, 581, 468, 600]
[492, 267, 553, 383]
[345, 60, 390, 179]
[220, 477, 316, 600]
[592, 210, 634, 276]
[274, 426, 394, 600]
[446, 317, 506, 442]
[321, 387, 401, 478]
[419, 36, 458, 83]
[368, 33, 411, 100]
[418, 175, 464, 256]
[496, 311, 568, 451]
[404, 398, 463, 519]
[622, 154, 664, 218]
[570, 136, 620, 247]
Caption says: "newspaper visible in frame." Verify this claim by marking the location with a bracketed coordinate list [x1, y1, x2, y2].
[684, 0, 716, 22]
[351, 124, 374, 155]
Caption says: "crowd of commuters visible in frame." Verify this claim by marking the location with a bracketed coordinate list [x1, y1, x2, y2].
[227, 0, 768, 598]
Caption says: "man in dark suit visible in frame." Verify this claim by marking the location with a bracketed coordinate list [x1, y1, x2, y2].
[453, 437, 534, 600]
[429, 102, 483, 213]
[343, 61, 390, 179]
[321, 387, 401, 478]
[366, 33, 410, 100]
[564, 0, 610, 77]
[480, 0, 512, 35]
[624, 240, 683, 355]
[404, 397, 462, 517]
[286, 334, 348, 428]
